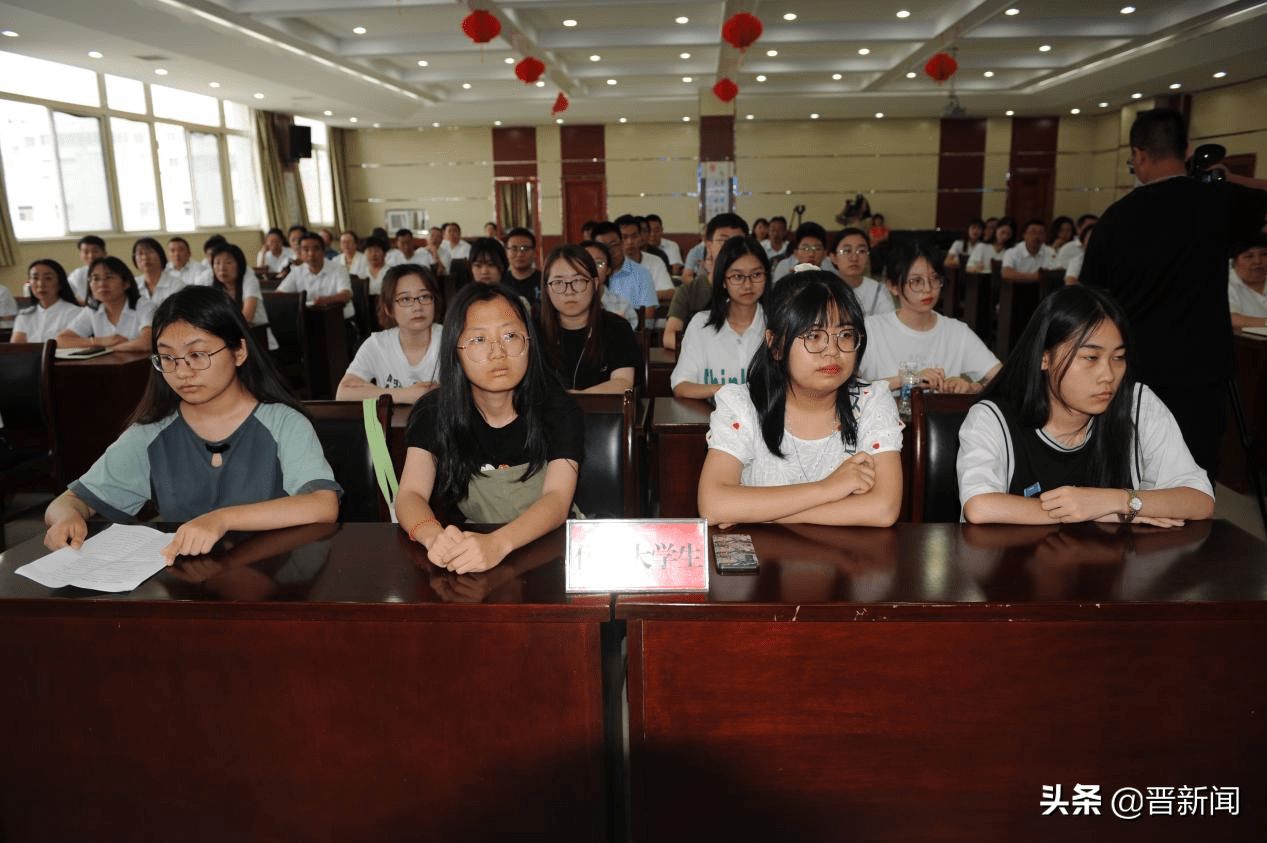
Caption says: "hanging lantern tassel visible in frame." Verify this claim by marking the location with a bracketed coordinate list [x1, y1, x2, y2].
[461, 10, 501, 60]
[713, 78, 739, 103]
[924, 51, 958, 84]
[515, 57, 546, 85]
[551, 92, 569, 116]
[721, 13, 763, 52]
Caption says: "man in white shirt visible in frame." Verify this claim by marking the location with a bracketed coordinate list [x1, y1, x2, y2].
[278, 231, 354, 321]
[165, 237, 212, 286]
[438, 222, 471, 271]
[387, 228, 434, 269]
[646, 214, 682, 274]
[593, 221, 656, 321]
[67, 235, 106, 303]
[1002, 219, 1061, 282]
[616, 214, 674, 303]
[332, 231, 370, 278]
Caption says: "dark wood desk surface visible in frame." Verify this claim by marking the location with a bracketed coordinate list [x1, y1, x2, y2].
[618, 520, 1267, 843]
[51, 350, 151, 484]
[649, 396, 712, 517]
[0, 523, 608, 843]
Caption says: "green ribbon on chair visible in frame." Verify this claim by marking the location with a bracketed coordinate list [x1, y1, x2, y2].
[362, 398, 399, 523]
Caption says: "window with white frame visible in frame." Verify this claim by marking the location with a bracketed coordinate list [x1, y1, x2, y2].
[0, 50, 265, 240]
[293, 116, 334, 225]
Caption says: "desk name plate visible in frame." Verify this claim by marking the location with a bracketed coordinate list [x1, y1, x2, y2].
[564, 518, 710, 593]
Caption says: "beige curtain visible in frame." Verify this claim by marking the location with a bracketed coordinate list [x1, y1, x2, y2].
[329, 127, 352, 233]
[0, 163, 17, 267]
[253, 109, 290, 228]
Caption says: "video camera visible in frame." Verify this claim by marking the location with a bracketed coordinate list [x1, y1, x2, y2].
[1188, 143, 1227, 183]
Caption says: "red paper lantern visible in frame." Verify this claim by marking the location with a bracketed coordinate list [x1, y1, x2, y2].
[515, 57, 545, 84]
[722, 13, 763, 51]
[551, 93, 569, 115]
[461, 10, 501, 45]
[924, 52, 958, 83]
[712, 78, 739, 103]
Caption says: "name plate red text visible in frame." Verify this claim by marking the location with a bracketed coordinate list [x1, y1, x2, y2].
[565, 519, 710, 593]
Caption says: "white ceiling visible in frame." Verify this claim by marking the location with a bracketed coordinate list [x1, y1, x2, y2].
[0, 0, 1264, 127]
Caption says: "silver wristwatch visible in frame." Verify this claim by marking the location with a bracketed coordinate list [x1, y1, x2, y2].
[1120, 490, 1143, 523]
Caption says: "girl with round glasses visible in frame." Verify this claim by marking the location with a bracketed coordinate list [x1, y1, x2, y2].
[58, 256, 154, 352]
[44, 286, 340, 561]
[538, 245, 640, 393]
[830, 227, 894, 316]
[671, 237, 771, 400]
[337, 264, 444, 403]
[10, 259, 82, 344]
[397, 283, 583, 574]
[859, 241, 1000, 394]
[698, 270, 902, 527]
[958, 285, 1212, 525]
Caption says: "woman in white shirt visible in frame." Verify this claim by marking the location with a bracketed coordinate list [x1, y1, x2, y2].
[58, 256, 153, 352]
[944, 217, 984, 269]
[362, 236, 391, 294]
[210, 243, 276, 351]
[332, 230, 370, 279]
[830, 227, 894, 316]
[965, 216, 1015, 273]
[10, 259, 83, 343]
[1227, 234, 1267, 329]
[255, 228, 295, 275]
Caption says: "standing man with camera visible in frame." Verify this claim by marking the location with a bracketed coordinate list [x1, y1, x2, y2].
[1080, 107, 1267, 478]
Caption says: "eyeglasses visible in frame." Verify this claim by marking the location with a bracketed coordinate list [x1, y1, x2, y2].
[393, 293, 434, 308]
[457, 331, 530, 362]
[835, 246, 869, 257]
[799, 328, 862, 354]
[546, 276, 593, 294]
[507, 244, 534, 253]
[151, 346, 229, 373]
[797, 243, 825, 253]
[725, 270, 767, 287]
[906, 275, 944, 292]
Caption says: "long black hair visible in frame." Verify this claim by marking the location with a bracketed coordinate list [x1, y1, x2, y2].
[539, 244, 605, 373]
[422, 282, 553, 505]
[131, 286, 302, 425]
[747, 270, 868, 456]
[979, 285, 1136, 488]
[209, 242, 247, 306]
[25, 259, 77, 307]
[705, 236, 771, 332]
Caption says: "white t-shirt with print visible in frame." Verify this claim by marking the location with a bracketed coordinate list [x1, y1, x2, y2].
[859, 311, 999, 383]
[345, 324, 443, 389]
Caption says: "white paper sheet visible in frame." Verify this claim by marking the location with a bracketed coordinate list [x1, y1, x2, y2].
[16, 524, 170, 592]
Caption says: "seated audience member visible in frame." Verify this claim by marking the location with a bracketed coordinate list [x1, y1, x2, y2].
[697, 270, 902, 527]
[671, 237, 770, 400]
[966, 216, 1015, 273]
[387, 228, 433, 270]
[830, 228, 894, 316]
[10, 259, 82, 343]
[320, 228, 339, 260]
[133, 236, 183, 308]
[469, 237, 510, 286]
[763, 215, 790, 262]
[944, 218, 984, 268]
[396, 283, 583, 573]
[1001, 219, 1061, 282]
[425, 227, 444, 266]
[337, 264, 443, 404]
[957, 284, 1213, 525]
[1064, 223, 1095, 285]
[58, 256, 154, 352]
[646, 214, 683, 275]
[580, 220, 599, 242]
[539, 245, 640, 393]
[202, 234, 227, 268]
[681, 235, 707, 282]
[592, 221, 657, 322]
[210, 243, 276, 350]
[582, 239, 638, 328]
[166, 236, 211, 287]
[286, 226, 307, 263]
[362, 235, 391, 293]
[332, 230, 370, 278]
[664, 213, 749, 350]
[615, 214, 673, 302]
[44, 286, 340, 560]
[1057, 214, 1099, 268]
[256, 228, 294, 275]
[484, 221, 500, 239]
[773, 222, 836, 282]
[1049, 216, 1076, 253]
[504, 227, 542, 309]
[860, 241, 1000, 393]
[67, 235, 106, 303]
[439, 222, 471, 271]
[752, 217, 770, 246]
[869, 213, 891, 244]
[277, 232, 354, 323]
[1227, 234, 1267, 328]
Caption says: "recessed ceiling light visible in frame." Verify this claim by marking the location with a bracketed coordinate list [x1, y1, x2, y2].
[253, 92, 265, 99]
[983, 71, 994, 78]
[875, 112, 884, 119]
[349, 117, 358, 123]
[209, 82, 220, 88]
[88, 50, 103, 59]
[746, 114, 754, 120]
[767, 49, 778, 57]
[1098, 101, 1109, 107]
[675, 16, 689, 24]
[1005, 109, 1015, 116]
[494, 120, 502, 126]
[1, 29, 18, 37]
[680, 52, 691, 59]
[810, 113, 820, 119]
[590, 54, 601, 62]
[1131, 92, 1142, 99]
[556, 117, 565, 124]
[905, 71, 917, 79]
[606, 79, 617, 86]
[682, 76, 693, 83]
[1169, 82, 1181, 89]
[783, 13, 797, 21]
[1070, 108, 1080, 114]
[1005, 8, 1020, 15]
[462, 82, 472, 89]
[858, 48, 870, 56]
[504, 57, 515, 65]
[1213, 70, 1227, 78]
[756, 74, 767, 82]
[417, 60, 429, 67]
[352, 26, 367, 35]
[373, 122, 381, 128]
[1038, 44, 1051, 52]
[682, 116, 690, 122]
[896, 10, 910, 18]
[832, 73, 842, 80]
[563, 19, 577, 27]
[619, 117, 627, 123]
[1120, 5, 1135, 13]
[154, 68, 168, 76]
[536, 80, 545, 87]
[432, 122, 441, 127]
[323, 110, 333, 116]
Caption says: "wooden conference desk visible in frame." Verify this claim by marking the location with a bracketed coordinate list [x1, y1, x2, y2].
[618, 520, 1267, 843]
[0, 523, 608, 843]
[52, 350, 151, 483]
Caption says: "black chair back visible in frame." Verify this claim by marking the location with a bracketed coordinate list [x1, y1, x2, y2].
[910, 388, 978, 523]
[0, 340, 54, 431]
[349, 276, 371, 342]
[304, 396, 393, 522]
[262, 291, 309, 397]
[572, 389, 638, 518]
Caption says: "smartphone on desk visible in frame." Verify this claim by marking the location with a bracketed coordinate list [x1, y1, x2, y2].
[713, 533, 759, 573]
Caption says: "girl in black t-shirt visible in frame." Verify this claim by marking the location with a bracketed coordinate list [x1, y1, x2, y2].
[539, 244, 640, 393]
[398, 283, 584, 573]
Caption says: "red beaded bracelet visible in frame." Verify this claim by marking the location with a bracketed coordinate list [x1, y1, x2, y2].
[408, 518, 440, 542]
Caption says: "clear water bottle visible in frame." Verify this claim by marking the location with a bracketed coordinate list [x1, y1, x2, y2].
[897, 360, 920, 418]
